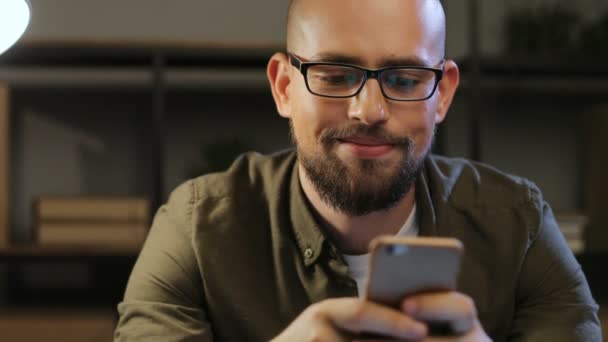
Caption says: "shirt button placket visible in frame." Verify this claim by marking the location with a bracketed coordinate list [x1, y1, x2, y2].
[304, 248, 313, 259]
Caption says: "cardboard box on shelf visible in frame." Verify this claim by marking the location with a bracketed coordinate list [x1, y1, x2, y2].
[37, 221, 148, 248]
[35, 196, 150, 223]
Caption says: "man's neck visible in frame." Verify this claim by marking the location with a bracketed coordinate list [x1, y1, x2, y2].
[298, 163, 416, 255]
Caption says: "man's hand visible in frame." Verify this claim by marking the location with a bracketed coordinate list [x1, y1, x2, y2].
[401, 292, 492, 342]
[271, 292, 491, 342]
[270, 297, 427, 341]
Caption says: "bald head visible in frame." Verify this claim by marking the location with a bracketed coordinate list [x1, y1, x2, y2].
[286, 0, 446, 59]
[285, 0, 302, 51]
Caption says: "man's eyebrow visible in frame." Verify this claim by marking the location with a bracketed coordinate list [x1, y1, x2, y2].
[308, 53, 434, 68]
[379, 56, 432, 68]
[308, 53, 362, 65]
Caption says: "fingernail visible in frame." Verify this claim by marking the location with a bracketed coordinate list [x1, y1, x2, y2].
[403, 299, 417, 315]
[412, 322, 427, 337]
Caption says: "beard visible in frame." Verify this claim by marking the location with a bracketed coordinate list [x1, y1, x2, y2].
[293, 122, 430, 216]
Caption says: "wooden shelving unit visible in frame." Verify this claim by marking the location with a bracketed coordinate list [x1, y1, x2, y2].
[0, 45, 285, 342]
[0, 43, 281, 342]
[460, 1, 608, 313]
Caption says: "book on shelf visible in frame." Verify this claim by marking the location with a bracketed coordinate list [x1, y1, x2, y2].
[0, 84, 9, 247]
[36, 221, 147, 248]
[35, 196, 150, 223]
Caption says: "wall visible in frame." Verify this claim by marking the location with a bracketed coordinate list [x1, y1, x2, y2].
[24, 0, 608, 57]
[24, 0, 289, 46]
[163, 89, 291, 198]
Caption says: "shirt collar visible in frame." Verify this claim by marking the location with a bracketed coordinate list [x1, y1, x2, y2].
[415, 161, 439, 237]
[289, 162, 326, 266]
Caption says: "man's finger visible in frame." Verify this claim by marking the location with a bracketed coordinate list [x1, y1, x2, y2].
[305, 323, 352, 342]
[318, 298, 428, 340]
[401, 292, 476, 334]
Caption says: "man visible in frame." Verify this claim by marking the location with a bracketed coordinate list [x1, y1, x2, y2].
[115, 0, 602, 341]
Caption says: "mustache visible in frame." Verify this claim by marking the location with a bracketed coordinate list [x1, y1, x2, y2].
[319, 124, 412, 146]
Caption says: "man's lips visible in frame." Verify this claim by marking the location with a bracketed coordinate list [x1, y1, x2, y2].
[337, 137, 394, 146]
[336, 137, 395, 158]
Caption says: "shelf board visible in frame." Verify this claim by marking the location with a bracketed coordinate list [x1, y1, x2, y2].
[456, 55, 608, 76]
[0, 243, 141, 258]
[0, 66, 153, 88]
[0, 43, 277, 69]
[17, 37, 284, 52]
[0, 306, 117, 315]
[0, 66, 269, 90]
[458, 75, 608, 93]
[165, 68, 268, 89]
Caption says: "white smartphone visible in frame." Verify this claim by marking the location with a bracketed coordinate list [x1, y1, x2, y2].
[363, 236, 464, 336]
[361, 236, 464, 336]
[365, 235, 464, 307]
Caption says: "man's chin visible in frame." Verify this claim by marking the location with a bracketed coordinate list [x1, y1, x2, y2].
[337, 154, 404, 177]
[343, 167, 398, 185]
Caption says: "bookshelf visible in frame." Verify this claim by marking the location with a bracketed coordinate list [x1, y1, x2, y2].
[457, 1, 608, 312]
[0, 44, 288, 342]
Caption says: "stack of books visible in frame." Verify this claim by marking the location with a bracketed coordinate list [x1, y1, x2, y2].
[34, 196, 150, 250]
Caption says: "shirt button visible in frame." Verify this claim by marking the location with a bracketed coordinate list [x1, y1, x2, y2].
[304, 248, 313, 258]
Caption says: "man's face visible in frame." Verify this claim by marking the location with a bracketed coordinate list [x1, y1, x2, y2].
[276, 0, 454, 216]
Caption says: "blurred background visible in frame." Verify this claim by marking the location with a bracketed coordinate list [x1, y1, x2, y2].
[0, 0, 606, 340]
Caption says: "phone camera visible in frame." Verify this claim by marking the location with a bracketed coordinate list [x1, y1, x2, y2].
[385, 245, 409, 256]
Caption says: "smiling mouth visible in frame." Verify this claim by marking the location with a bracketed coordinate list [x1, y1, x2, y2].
[337, 138, 395, 158]
[338, 137, 393, 146]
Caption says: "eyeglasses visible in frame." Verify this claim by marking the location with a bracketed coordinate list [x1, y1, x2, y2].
[288, 53, 444, 101]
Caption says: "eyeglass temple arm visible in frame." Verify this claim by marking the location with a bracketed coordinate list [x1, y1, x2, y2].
[288, 53, 302, 70]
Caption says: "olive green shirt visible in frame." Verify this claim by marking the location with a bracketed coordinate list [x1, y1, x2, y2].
[115, 150, 601, 341]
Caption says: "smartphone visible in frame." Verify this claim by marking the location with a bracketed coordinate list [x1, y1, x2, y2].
[365, 236, 463, 307]
[364, 236, 464, 336]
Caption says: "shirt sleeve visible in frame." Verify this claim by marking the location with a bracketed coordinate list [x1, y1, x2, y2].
[509, 201, 602, 341]
[114, 181, 212, 341]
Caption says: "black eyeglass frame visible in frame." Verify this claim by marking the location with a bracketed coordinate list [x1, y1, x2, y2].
[288, 52, 445, 101]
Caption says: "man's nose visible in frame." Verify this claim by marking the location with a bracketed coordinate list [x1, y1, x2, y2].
[347, 78, 389, 125]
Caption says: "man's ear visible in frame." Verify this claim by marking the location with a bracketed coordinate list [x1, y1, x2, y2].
[267, 52, 293, 119]
[434, 59, 460, 124]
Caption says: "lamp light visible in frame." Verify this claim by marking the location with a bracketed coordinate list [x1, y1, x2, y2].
[0, 0, 31, 55]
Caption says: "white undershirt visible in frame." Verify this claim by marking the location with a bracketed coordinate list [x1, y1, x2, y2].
[342, 205, 419, 298]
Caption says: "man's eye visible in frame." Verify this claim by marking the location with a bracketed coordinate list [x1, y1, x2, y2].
[385, 75, 420, 88]
[318, 73, 360, 85]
